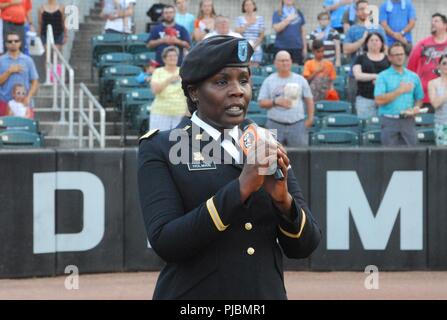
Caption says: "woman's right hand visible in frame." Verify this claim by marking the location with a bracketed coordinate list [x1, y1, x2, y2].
[239, 130, 278, 203]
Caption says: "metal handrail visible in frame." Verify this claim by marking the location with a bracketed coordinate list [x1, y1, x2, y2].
[78, 83, 106, 148]
[45, 25, 75, 137]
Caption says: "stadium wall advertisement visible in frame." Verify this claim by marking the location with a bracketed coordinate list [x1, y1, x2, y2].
[1, 147, 446, 278]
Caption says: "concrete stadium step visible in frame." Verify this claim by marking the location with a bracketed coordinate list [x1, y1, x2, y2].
[34, 108, 122, 122]
[37, 84, 99, 96]
[39, 121, 119, 136]
[43, 135, 139, 148]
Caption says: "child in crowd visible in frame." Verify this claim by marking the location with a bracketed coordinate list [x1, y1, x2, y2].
[303, 40, 338, 102]
[136, 59, 160, 84]
[8, 84, 34, 119]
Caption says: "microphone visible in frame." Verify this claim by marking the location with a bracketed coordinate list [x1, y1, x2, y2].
[238, 119, 285, 180]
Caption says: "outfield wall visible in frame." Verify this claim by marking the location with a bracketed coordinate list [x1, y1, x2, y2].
[1, 147, 446, 278]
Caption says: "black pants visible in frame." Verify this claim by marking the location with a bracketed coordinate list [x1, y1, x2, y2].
[3, 21, 25, 52]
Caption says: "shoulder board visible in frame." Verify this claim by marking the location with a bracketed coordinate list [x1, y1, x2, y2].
[139, 129, 160, 142]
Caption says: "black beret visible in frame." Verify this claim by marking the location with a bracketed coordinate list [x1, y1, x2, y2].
[180, 35, 254, 84]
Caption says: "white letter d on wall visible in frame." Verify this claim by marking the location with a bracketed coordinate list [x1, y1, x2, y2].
[33, 172, 105, 254]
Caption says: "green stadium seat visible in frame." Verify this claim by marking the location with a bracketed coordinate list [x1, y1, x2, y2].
[362, 129, 381, 146]
[99, 64, 143, 104]
[333, 75, 347, 100]
[262, 34, 276, 54]
[130, 103, 151, 134]
[417, 128, 436, 145]
[0, 131, 43, 148]
[263, 64, 276, 75]
[247, 101, 266, 114]
[415, 113, 435, 127]
[291, 65, 304, 74]
[91, 34, 127, 78]
[127, 33, 151, 54]
[315, 100, 352, 116]
[321, 114, 361, 133]
[133, 51, 156, 67]
[250, 66, 268, 77]
[248, 113, 267, 127]
[311, 129, 360, 146]
[97, 52, 134, 78]
[362, 116, 381, 131]
[110, 77, 147, 105]
[0, 116, 38, 133]
[120, 88, 155, 113]
[251, 75, 266, 101]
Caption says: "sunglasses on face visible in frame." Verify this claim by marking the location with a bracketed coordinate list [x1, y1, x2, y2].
[7, 40, 21, 44]
[15, 91, 26, 96]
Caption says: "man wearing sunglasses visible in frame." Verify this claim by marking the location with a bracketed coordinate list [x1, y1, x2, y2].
[0, 32, 39, 116]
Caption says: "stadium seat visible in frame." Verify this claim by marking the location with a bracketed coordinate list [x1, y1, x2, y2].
[363, 116, 381, 131]
[311, 129, 359, 146]
[133, 51, 156, 67]
[110, 77, 147, 105]
[315, 100, 352, 116]
[0, 131, 43, 148]
[247, 101, 266, 114]
[417, 128, 436, 145]
[333, 75, 347, 100]
[262, 64, 276, 75]
[97, 52, 134, 78]
[262, 34, 276, 55]
[415, 113, 435, 127]
[362, 129, 381, 146]
[91, 33, 127, 78]
[291, 65, 304, 74]
[321, 114, 361, 133]
[127, 33, 151, 54]
[130, 103, 151, 134]
[250, 66, 268, 77]
[120, 88, 155, 113]
[248, 113, 267, 127]
[0, 116, 38, 133]
[251, 75, 265, 101]
[99, 64, 143, 103]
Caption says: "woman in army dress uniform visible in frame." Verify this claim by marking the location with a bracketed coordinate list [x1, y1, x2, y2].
[138, 35, 321, 300]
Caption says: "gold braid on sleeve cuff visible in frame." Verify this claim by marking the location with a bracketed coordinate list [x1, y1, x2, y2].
[279, 208, 307, 239]
[206, 197, 229, 232]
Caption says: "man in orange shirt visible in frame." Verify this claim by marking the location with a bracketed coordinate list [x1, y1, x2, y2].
[303, 39, 338, 102]
[0, 0, 33, 52]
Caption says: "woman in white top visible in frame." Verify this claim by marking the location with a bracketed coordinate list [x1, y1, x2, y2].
[428, 54, 447, 146]
[193, 0, 216, 42]
[234, 0, 265, 66]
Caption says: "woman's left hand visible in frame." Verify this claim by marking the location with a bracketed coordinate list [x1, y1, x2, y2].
[263, 143, 293, 214]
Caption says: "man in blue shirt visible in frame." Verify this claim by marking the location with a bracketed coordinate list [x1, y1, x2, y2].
[323, 0, 352, 34]
[0, 31, 39, 113]
[174, 0, 195, 37]
[379, 0, 416, 48]
[147, 5, 191, 66]
[375, 42, 424, 146]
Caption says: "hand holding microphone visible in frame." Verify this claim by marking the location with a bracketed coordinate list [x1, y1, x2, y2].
[237, 120, 292, 211]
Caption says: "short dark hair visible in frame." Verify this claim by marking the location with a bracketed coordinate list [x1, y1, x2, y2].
[389, 42, 406, 55]
[312, 39, 324, 51]
[317, 11, 330, 20]
[364, 32, 385, 53]
[163, 4, 176, 11]
[242, 0, 257, 13]
[5, 31, 21, 42]
[356, 0, 368, 9]
[432, 13, 447, 24]
[440, 54, 447, 64]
